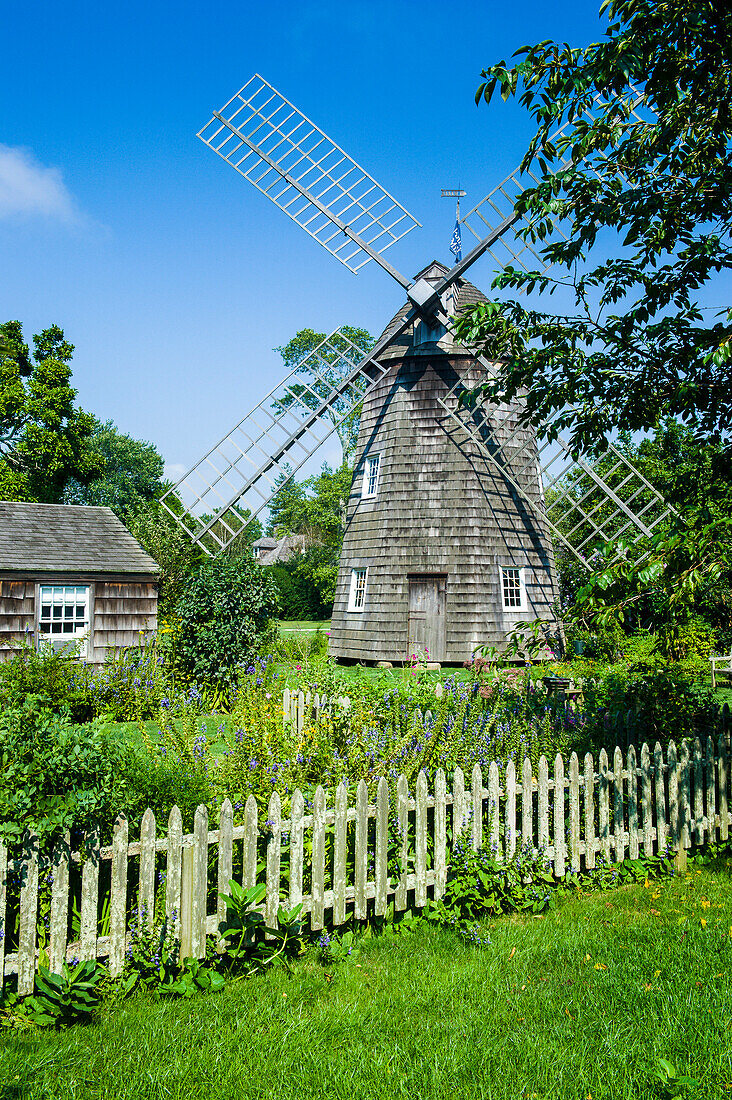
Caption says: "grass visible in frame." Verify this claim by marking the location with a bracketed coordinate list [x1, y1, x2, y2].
[3, 857, 731, 1100]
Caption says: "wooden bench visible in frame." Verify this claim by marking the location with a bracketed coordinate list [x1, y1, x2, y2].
[710, 650, 732, 690]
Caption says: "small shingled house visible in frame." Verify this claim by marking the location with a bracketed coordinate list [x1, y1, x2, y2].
[0, 501, 159, 663]
[252, 533, 308, 566]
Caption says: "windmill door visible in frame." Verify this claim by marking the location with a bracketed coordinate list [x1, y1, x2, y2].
[407, 574, 447, 662]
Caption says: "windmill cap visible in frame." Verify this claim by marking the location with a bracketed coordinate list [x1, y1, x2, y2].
[375, 260, 489, 355]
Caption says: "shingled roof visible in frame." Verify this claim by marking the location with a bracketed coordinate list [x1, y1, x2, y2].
[375, 259, 489, 355]
[0, 502, 159, 576]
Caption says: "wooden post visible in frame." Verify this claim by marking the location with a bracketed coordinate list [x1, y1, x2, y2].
[179, 845, 194, 960]
[598, 749, 610, 863]
[568, 753, 580, 873]
[0, 840, 7, 993]
[654, 742, 667, 853]
[395, 774, 409, 912]
[627, 745, 639, 860]
[434, 769, 447, 901]
[538, 755, 549, 855]
[290, 788, 305, 912]
[243, 795, 258, 890]
[333, 782, 347, 926]
[355, 780, 369, 920]
[49, 831, 71, 973]
[311, 786, 326, 930]
[217, 799, 233, 950]
[584, 752, 596, 870]
[488, 762, 500, 857]
[473, 763, 484, 851]
[191, 805, 208, 959]
[139, 808, 156, 932]
[80, 825, 100, 962]
[109, 815, 128, 978]
[613, 747, 625, 863]
[452, 767, 465, 849]
[553, 755, 565, 878]
[505, 761, 516, 859]
[166, 806, 183, 937]
[266, 793, 281, 932]
[375, 777, 389, 916]
[414, 772, 428, 910]
[18, 833, 39, 995]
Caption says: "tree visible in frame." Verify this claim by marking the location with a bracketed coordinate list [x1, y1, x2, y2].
[174, 556, 279, 686]
[454, 0, 732, 453]
[274, 326, 375, 467]
[127, 503, 204, 620]
[0, 321, 102, 501]
[63, 418, 166, 523]
[267, 462, 351, 614]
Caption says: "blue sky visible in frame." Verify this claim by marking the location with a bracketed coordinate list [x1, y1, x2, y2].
[2, 0, 611, 480]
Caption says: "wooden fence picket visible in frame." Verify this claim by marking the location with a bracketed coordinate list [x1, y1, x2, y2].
[166, 806, 182, 934]
[311, 786, 325, 930]
[668, 741, 679, 847]
[266, 793, 281, 932]
[333, 783, 347, 926]
[452, 767, 465, 848]
[654, 742, 667, 852]
[434, 769, 447, 900]
[598, 750, 610, 862]
[79, 825, 100, 962]
[17, 833, 39, 995]
[49, 832, 70, 974]
[109, 815, 128, 977]
[584, 753, 595, 869]
[505, 761, 516, 859]
[355, 780, 368, 920]
[473, 764, 484, 852]
[705, 736, 716, 844]
[139, 808, 156, 932]
[553, 755, 565, 878]
[538, 756, 549, 854]
[568, 753, 580, 873]
[488, 763, 499, 856]
[522, 757, 533, 855]
[693, 739, 704, 844]
[395, 774, 409, 912]
[613, 747, 625, 862]
[243, 796, 257, 890]
[217, 799, 233, 949]
[719, 733, 729, 842]
[375, 777, 389, 916]
[191, 806, 208, 960]
[679, 742, 691, 849]
[640, 743, 653, 857]
[627, 745, 639, 860]
[415, 772, 428, 909]
[290, 789, 305, 911]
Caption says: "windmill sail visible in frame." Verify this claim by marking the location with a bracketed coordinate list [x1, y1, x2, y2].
[161, 327, 409, 554]
[197, 75, 421, 282]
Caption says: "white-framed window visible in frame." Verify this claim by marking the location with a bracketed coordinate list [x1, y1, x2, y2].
[361, 453, 381, 499]
[348, 567, 368, 612]
[500, 566, 526, 611]
[38, 585, 90, 655]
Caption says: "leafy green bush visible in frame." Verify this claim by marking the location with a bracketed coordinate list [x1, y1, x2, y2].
[0, 696, 133, 846]
[174, 556, 279, 686]
[0, 642, 95, 723]
[270, 561, 327, 620]
[25, 961, 102, 1027]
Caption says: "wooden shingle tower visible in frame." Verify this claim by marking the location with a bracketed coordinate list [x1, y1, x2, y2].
[329, 262, 557, 664]
[164, 75, 673, 655]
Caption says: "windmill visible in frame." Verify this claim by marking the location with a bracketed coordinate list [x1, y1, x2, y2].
[161, 74, 672, 664]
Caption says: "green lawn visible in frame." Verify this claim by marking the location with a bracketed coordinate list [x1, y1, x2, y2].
[3, 858, 731, 1099]
[278, 620, 331, 632]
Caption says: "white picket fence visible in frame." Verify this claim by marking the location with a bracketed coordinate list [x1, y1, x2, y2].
[1, 733, 730, 996]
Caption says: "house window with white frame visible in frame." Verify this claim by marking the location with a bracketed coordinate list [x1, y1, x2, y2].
[38, 585, 90, 654]
[361, 453, 380, 499]
[348, 567, 368, 612]
[500, 566, 525, 611]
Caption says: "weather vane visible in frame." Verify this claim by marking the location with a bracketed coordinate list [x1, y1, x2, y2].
[441, 187, 466, 261]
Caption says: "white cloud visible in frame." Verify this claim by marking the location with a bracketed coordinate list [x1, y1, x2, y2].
[164, 462, 187, 484]
[0, 143, 80, 223]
